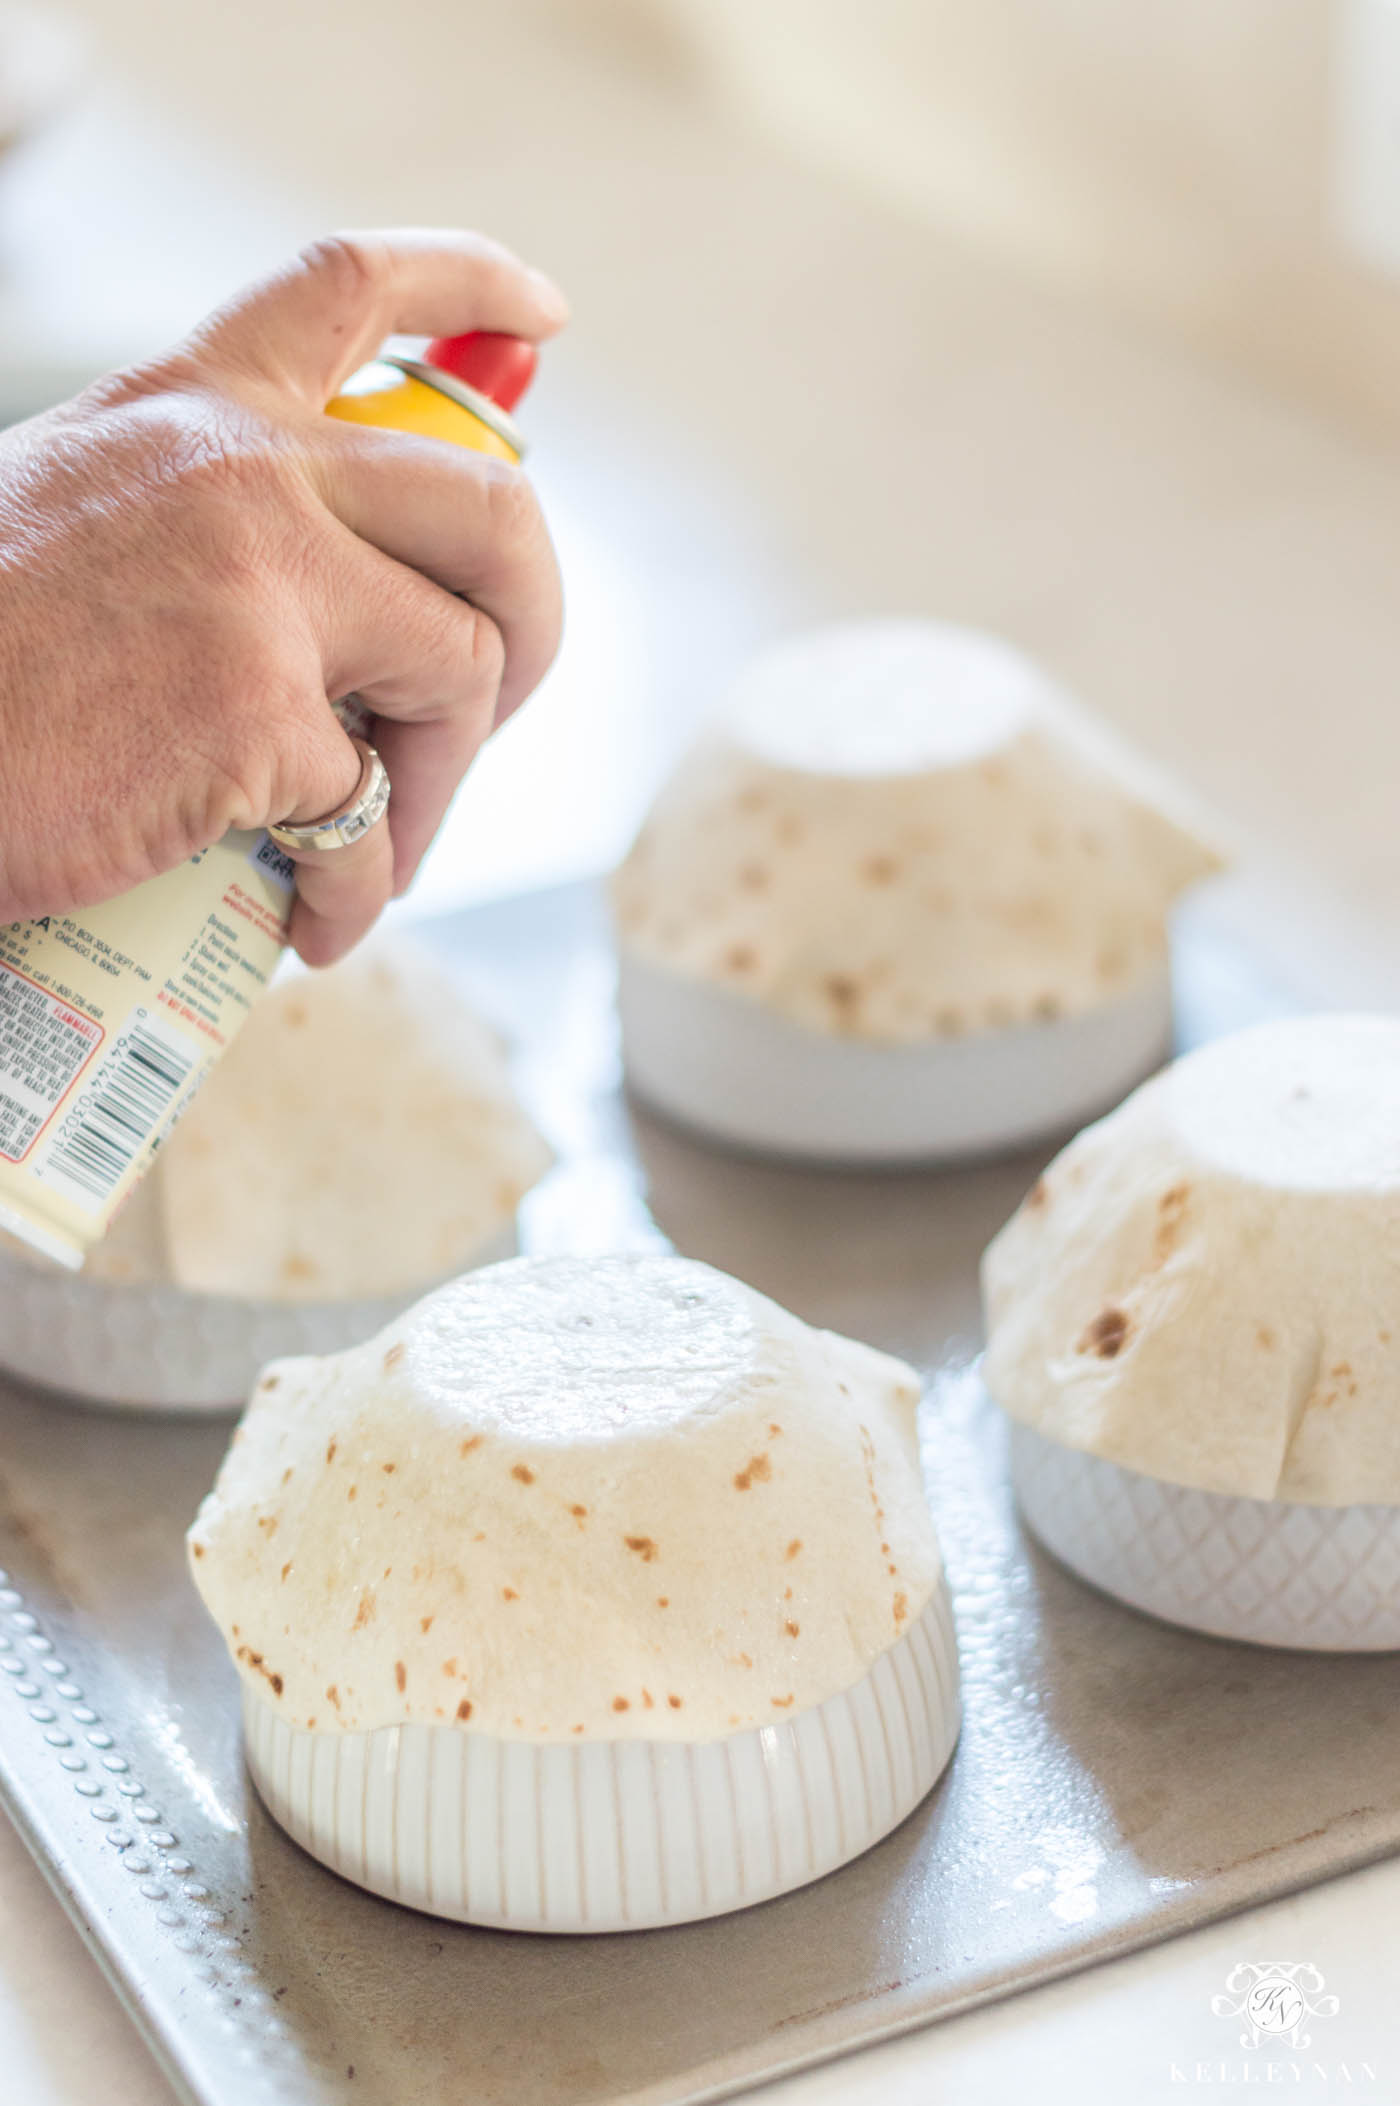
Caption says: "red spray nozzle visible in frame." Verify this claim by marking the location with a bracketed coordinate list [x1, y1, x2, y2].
[424, 331, 538, 412]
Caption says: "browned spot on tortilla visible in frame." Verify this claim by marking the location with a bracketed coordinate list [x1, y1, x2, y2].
[281, 1562, 292, 1582]
[260, 1374, 280, 1392]
[642, 1689, 654, 1709]
[1031, 994, 1060, 1023]
[656, 1596, 669, 1608]
[283, 1001, 308, 1028]
[381, 1462, 396, 1475]
[1256, 1325, 1276, 1350]
[738, 787, 768, 813]
[825, 975, 860, 1021]
[281, 1467, 293, 1485]
[460, 1435, 484, 1457]
[735, 1651, 753, 1669]
[572, 1723, 585, 1734]
[1024, 1179, 1050, 1213]
[502, 1587, 518, 1602]
[1097, 946, 1129, 982]
[383, 1343, 405, 1372]
[893, 1591, 909, 1624]
[862, 855, 899, 885]
[347, 1484, 357, 1502]
[237, 1646, 283, 1697]
[624, 1534, 659, 1561]
[668, 1694, 683, 1709]
[456, 1698, 473, 1722]
[570, 1503, 588, 1519]
[1151, 1181, 1192, 1263]
[734, 1453, 772, 1491]
[191, 1542, 205, 1559]
[1079, 1307, 1131, 1359]
[419, 1615, 433, 1634]
[785, 1620, 800, 1638]
[281, 1254, 316, 1282]
[326, 1685, 340, 1709]
[935, 1007, 965, 1038]
[783, 1586, 792, 1600]
[771, 1694, 794, 1709]
[769, 1422, 783, 1437]
[256, 1514, 278, 1536]
[786, 1539, 803, 1559]
[1382, 1330, 1393, 1345]
[1331, 1362, 1354, 1379]
[394, 1661, 406, 1693]
[776, 813, 804, 845]
[325, 1438, 337, 1465]
[511, 1464, 536, 1485]
[738, 861, 769, 892]
[612, 1696, 630, 1713]
[724, 944, 757, 975]
[353, 1590, 375, 1630]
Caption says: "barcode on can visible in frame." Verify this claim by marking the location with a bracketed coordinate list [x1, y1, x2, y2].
[251, 833, 296, 891]
[0, 962, 103, 1163]
[35, 1008, 196, 1212]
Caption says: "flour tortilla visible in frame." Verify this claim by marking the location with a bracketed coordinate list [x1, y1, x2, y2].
[187, 1253, 941, 1740]
[982, 1013, 1400, 1505]
[160, 945, 551, 1302]
[613, 620, 1222, 1045]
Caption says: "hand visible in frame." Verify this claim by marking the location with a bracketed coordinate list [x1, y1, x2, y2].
[0, 229, 568, 963]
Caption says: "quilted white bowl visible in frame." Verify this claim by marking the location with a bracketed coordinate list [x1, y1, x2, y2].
[1010, 1421, 1400, 1651]
[0, 1226, 515, 1414]
[243, 1580, 961, 1931]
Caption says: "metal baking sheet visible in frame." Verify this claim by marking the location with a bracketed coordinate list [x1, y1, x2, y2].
[0, 878, 1397, 2106]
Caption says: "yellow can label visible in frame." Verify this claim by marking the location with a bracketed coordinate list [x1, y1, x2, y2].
[0, 832, 292, 1266]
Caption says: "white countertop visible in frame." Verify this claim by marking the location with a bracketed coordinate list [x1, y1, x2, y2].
[3, 3, 1399, 2096]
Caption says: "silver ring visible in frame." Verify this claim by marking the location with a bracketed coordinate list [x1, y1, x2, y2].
[268, 738, 390, 854]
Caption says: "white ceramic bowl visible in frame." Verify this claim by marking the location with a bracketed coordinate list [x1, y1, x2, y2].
[1010, 1421, 1400, 1651]
[618, 954, 1173, 1164]
[243, 1580, 961, 1931]
[0, 1226, 516, 1414]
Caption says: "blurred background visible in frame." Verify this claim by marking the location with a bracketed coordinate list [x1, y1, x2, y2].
[6, 0, 1400, 999]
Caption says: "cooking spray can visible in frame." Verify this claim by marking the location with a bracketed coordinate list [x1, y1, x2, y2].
[0, 332, 535, 1270]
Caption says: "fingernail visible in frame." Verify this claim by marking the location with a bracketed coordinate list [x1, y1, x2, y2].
[529, 268, 570, 325]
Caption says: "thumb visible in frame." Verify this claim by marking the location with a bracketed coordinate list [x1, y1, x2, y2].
[185, 228, 569, 406]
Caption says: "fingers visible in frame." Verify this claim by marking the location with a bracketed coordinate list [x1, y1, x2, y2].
[273, 719, 397, 967]
[322, 537, 508, 892]
[287, 816, 396, 968]
[315, 427, 563, 727]
[187, 229, 569, 405]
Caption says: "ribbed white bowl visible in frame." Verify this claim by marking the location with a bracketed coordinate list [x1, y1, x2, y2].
[0, 1226, 516, 1414]
[1010, 1421, 1400, 1651]
[243, 1581, 961, 1931]
[617, 954, 1173, 1164]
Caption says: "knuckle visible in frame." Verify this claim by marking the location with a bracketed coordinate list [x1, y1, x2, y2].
[463, 606, 506, 692]
[481, 458, 541, 551]
[297, 231, 392, 311]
